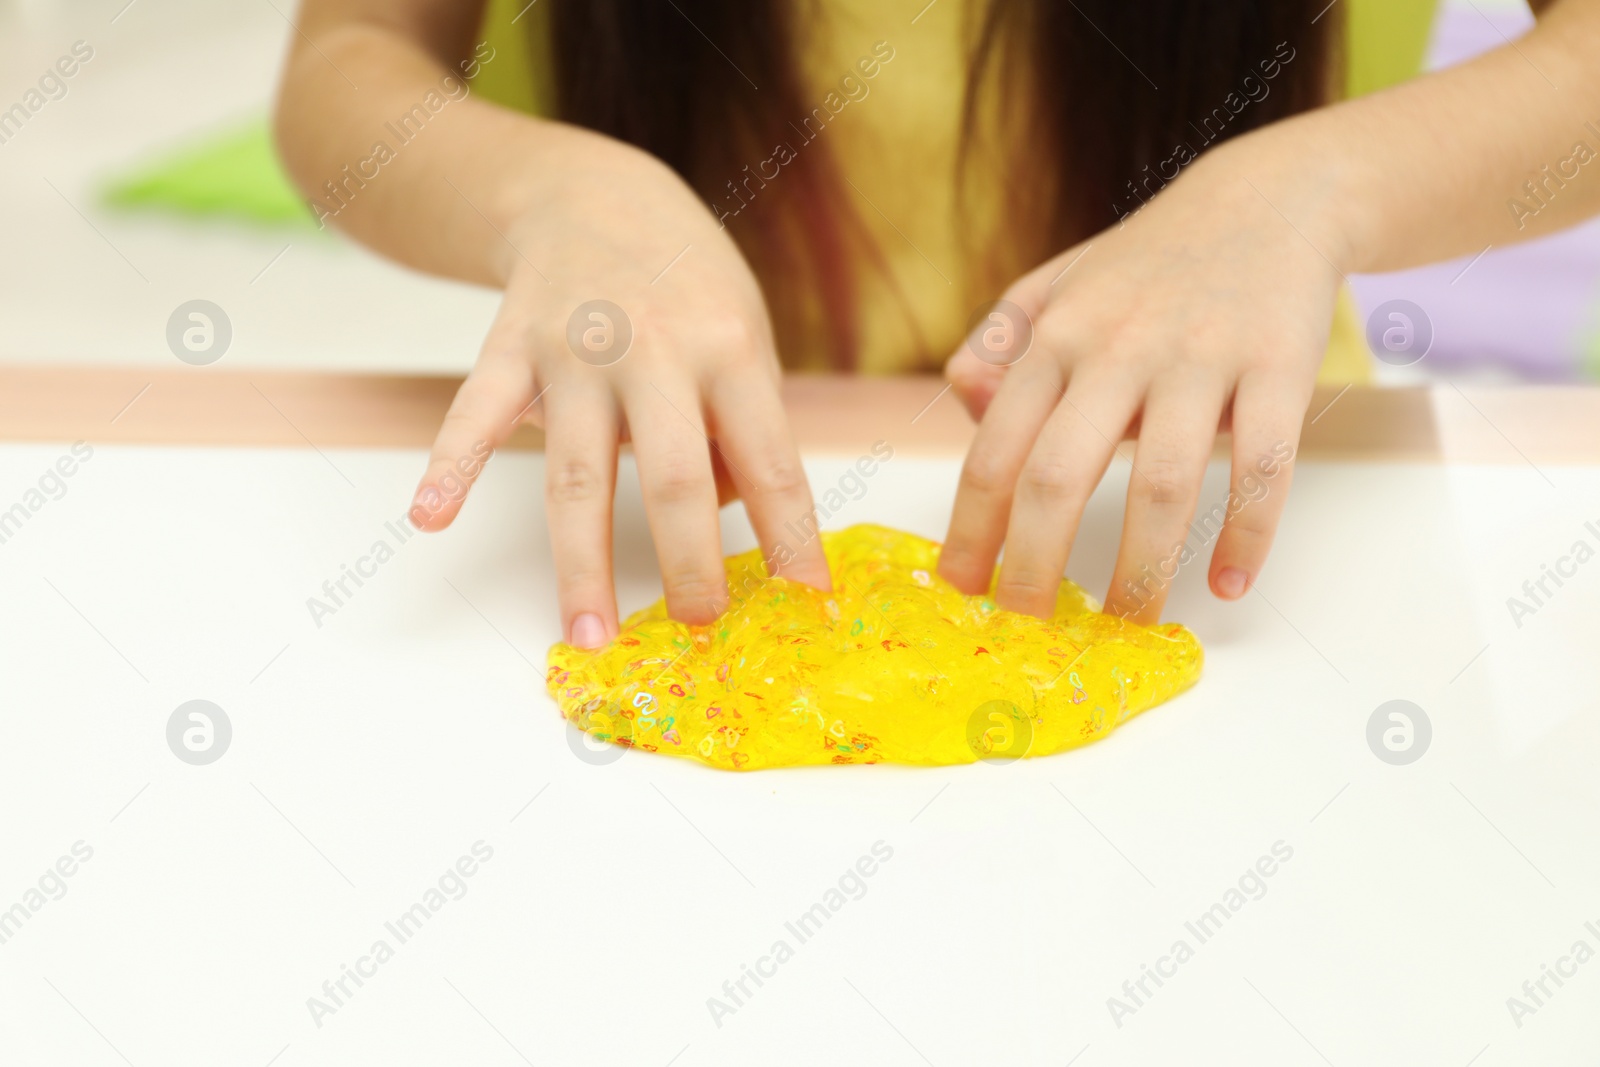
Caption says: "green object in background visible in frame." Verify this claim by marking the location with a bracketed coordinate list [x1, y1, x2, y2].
[101, 118, 313, 226]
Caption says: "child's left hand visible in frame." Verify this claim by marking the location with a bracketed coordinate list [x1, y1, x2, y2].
[936, 138, 1342, 623]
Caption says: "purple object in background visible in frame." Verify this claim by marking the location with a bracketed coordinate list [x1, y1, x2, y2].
[1348, 3, 1600, 381]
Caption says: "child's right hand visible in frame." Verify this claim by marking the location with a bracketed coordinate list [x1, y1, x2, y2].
[407, 139, 830, 647]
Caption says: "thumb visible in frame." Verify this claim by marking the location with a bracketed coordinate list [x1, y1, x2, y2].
[945, 240, 1091, 422]
[945, 347, 1009, 423]
[943, 270, 1055, 423]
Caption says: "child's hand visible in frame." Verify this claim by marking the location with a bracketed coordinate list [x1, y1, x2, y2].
[937, 139, 1341, 623]
[408, 142, 830, 646]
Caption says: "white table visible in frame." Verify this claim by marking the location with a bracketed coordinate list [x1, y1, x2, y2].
[1, 438, 1594, 1066]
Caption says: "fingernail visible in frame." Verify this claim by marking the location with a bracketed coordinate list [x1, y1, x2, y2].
[1216, 567, 1249, 599]
[410, 487, 441, 527]
[570, 613, 606, 649]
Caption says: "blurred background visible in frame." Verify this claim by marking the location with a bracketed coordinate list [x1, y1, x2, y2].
[0, 0, 1586, 383]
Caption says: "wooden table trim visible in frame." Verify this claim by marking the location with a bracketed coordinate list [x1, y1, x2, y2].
[0, 366, 1593, 465]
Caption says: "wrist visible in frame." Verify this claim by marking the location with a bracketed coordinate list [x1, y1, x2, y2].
[496, 126, 697, 283]
[1201, 117, 1384, 276]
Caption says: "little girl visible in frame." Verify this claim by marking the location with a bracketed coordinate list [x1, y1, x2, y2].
[276, 0, 1588, 645]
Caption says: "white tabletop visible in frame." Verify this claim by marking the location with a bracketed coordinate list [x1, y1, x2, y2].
[0, 441, 1594, 1066]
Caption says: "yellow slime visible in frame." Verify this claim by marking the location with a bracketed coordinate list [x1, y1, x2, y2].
[546, 525, 1202, 770]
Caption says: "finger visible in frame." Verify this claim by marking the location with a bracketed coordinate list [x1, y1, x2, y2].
[938, 240, 1098, 592]
[937, 359, 1066, 596]
[541, 383, 621, 648]
[412, 348, 535, 532]
[993, 370, 1141, 617]
[944, 259, 1066, 424]
[1208, 371, 1310, 600]
[1103, 373, 1230, 623]
[707, 368, 832, 594]
[945, 347, 1006, 423]
[623, 378, 728, 624]
[1004, 240, 1090, 314]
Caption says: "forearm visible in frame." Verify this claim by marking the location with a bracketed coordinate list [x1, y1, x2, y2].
[273, 14, 650, 287]
[1220, 0, 1600, 274]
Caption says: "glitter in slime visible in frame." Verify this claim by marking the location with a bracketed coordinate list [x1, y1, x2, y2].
[545, 525, 1202, 770]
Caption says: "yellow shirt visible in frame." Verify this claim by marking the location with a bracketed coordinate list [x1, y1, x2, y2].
[474, 0, 1437, 384]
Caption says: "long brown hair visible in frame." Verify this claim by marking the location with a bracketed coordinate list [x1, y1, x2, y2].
[548, 1, 1340, 369]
